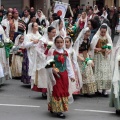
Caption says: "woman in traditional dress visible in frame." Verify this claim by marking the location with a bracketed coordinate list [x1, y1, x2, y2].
[65, 36, 82, 95]
[46, 35, 75, 118]
[109, 42, 120, 115]
[56, 19, 66, 38]
[24, 22, 47, 97]
[90, 24, 113, 96]
[93, 5, 100, 15]
[101, 10, 108, 19]
[0, 25, 9, 85]
[36, 9, 47, 27]
[77, 12, 87, 31]
[74, 27, 97, 96]
[1, 12, 15, 41]
[11, 35, 24, 78]
[40, 26, 56, 56]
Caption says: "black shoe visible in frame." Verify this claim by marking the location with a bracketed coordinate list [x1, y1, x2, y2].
[42, 93, 47, 99]
[102, 92, 109, 97]
[116, 110, 120, 115]
[50, 111, 54, 114]
[95, 91, 102, 96]
[57, 112, 66, 119]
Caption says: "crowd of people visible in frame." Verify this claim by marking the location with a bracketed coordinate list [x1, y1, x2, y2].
[0, 3, 120, 119]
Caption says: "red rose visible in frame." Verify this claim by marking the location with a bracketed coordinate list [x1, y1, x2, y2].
[58, 55, 65, 64]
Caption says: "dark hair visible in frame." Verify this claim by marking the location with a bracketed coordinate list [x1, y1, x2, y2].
[90, 6, 93, 9]
[32, 22, 37, 28]
[24, 9, 30, 13]
[47, 26, 55, 33]
[102, 19, 110, 27]
[54, 36, 64, 43]
[93, 16, 101, 28]
[52, 13, 60, 21]
[19, 35, 24, 39]
[65, 37, 72, 43]
[30, 15, 36, 20]
[100, 25, 107, 30]
[58, 19, 62, 25]
[88, 19, 98, 29]
[7, 11, 13, 16]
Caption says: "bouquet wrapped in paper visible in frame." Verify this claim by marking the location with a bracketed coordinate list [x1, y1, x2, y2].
[45, 59, 60, 78]
[4, 38, 14, 58]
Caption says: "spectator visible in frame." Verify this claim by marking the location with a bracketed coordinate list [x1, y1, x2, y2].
[117, 7, 120, 14]
[76, 14, 81, 22]
[88, 8, 95, 19]
[2, 7, 13, 20]
[76, 5, 83, 15]
[86, 5, 90, 14]
[30, 7, 35, 16]
[1, 5, 7, 16]
[22, 9, 31, 24]
[87, 19, 98, 42]
[105, 5, 110, 14]
[107, 6, 119, 41]
[94, 15, 101, 28]
[72, 8, 77, 22]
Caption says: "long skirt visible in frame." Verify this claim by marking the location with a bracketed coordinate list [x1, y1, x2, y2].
[94, 53, 112, 90]
[109, 81, 120, 110]
[31, 69, 47, 93]
[71, 61, 81, 95]
[11, 55, 23, 77]
[0, 48, 9, 85]
[48, 70, 69, 113]
[78, 54, 97, 94]
[21, 50, 31, 84]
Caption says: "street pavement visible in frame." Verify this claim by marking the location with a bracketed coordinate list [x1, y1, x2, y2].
[0, 35, 120, 120]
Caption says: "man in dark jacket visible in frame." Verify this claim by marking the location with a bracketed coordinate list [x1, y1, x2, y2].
[108, 6, 119, 41]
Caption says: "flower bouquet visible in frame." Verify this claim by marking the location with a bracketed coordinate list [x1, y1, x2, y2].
[38, 25, 45, 35]
[4, 38, 14, 58]
[102, 43, 112, 57]
[0, 40, 4, 48]
[0, 34, 4, 48]
[44, 41, 53, 55]
[82, 58, 93, 71]
[102, 43, 112, 50]
[14, 47, 24, 56]
[45, 59, 60, 78]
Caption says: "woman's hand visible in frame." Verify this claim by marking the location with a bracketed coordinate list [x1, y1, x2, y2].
[95, 48, 102, 52]
[17, 50, 22, 53]
[91, 61, 94, 67]
[78, 55, 85, 62]
[33, 40, 39, 44]
[71, 78, 75, 82]
[106, 50, 111, 55]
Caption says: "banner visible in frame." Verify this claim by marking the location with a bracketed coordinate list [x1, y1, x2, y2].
[54, 2, 68, 18]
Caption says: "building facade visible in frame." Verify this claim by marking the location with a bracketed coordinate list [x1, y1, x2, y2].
[1, 0, 50, 16]
[1, 0, 120, 16]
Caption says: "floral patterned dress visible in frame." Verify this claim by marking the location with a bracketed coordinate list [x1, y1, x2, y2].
[78, 39, 97, 94]
[48, 50, 69, 113]
[94, 39, 112, 90]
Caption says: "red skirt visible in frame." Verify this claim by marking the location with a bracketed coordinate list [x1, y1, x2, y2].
[32, 85, 47, 93]
[52, 70, 69, 98]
